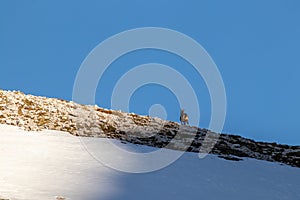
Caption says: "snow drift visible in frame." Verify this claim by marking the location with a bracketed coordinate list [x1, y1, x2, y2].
[0, 124, 299, 200]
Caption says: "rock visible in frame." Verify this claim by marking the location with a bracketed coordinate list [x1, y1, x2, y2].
[55, 196, 66, 200]
[0, 89, 299, 168]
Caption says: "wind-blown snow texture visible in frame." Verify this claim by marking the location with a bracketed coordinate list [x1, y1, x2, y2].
[0, 124, 299, 200]
[0, 90, 299, 167]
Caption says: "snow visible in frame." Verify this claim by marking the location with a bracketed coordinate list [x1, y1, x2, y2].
[1, 89, 298, 168]
[0, 124, 299, 200]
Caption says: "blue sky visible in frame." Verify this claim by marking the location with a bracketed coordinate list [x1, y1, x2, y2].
[1, 0, 299, 145]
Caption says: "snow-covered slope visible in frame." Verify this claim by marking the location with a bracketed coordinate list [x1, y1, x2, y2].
[0, 124, 299, 200]
[0, 90, 299, 168]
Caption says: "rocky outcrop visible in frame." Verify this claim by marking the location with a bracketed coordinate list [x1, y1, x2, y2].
[0, 89, 299, 167]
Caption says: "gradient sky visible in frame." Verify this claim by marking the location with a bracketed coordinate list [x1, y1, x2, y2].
[1, 0, 299, 145]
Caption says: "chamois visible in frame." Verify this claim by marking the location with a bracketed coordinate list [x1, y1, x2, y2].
[180, 109, 189, 125]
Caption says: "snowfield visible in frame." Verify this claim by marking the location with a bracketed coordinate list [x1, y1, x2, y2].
[0, 124, 299, 200]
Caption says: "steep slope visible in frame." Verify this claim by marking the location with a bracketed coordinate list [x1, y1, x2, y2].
[0, 124, 299, 200]
[0, 89, 299, 167]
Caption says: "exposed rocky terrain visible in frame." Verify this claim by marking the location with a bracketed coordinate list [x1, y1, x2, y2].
[0, 89, 299, 167]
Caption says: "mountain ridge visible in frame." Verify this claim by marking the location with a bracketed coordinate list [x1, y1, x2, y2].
[0, 89, 299, 167]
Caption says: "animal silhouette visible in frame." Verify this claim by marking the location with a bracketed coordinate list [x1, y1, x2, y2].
[180, 109, 189, 125]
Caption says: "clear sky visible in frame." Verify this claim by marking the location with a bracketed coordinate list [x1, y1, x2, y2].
[1, 0, 299, 145]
